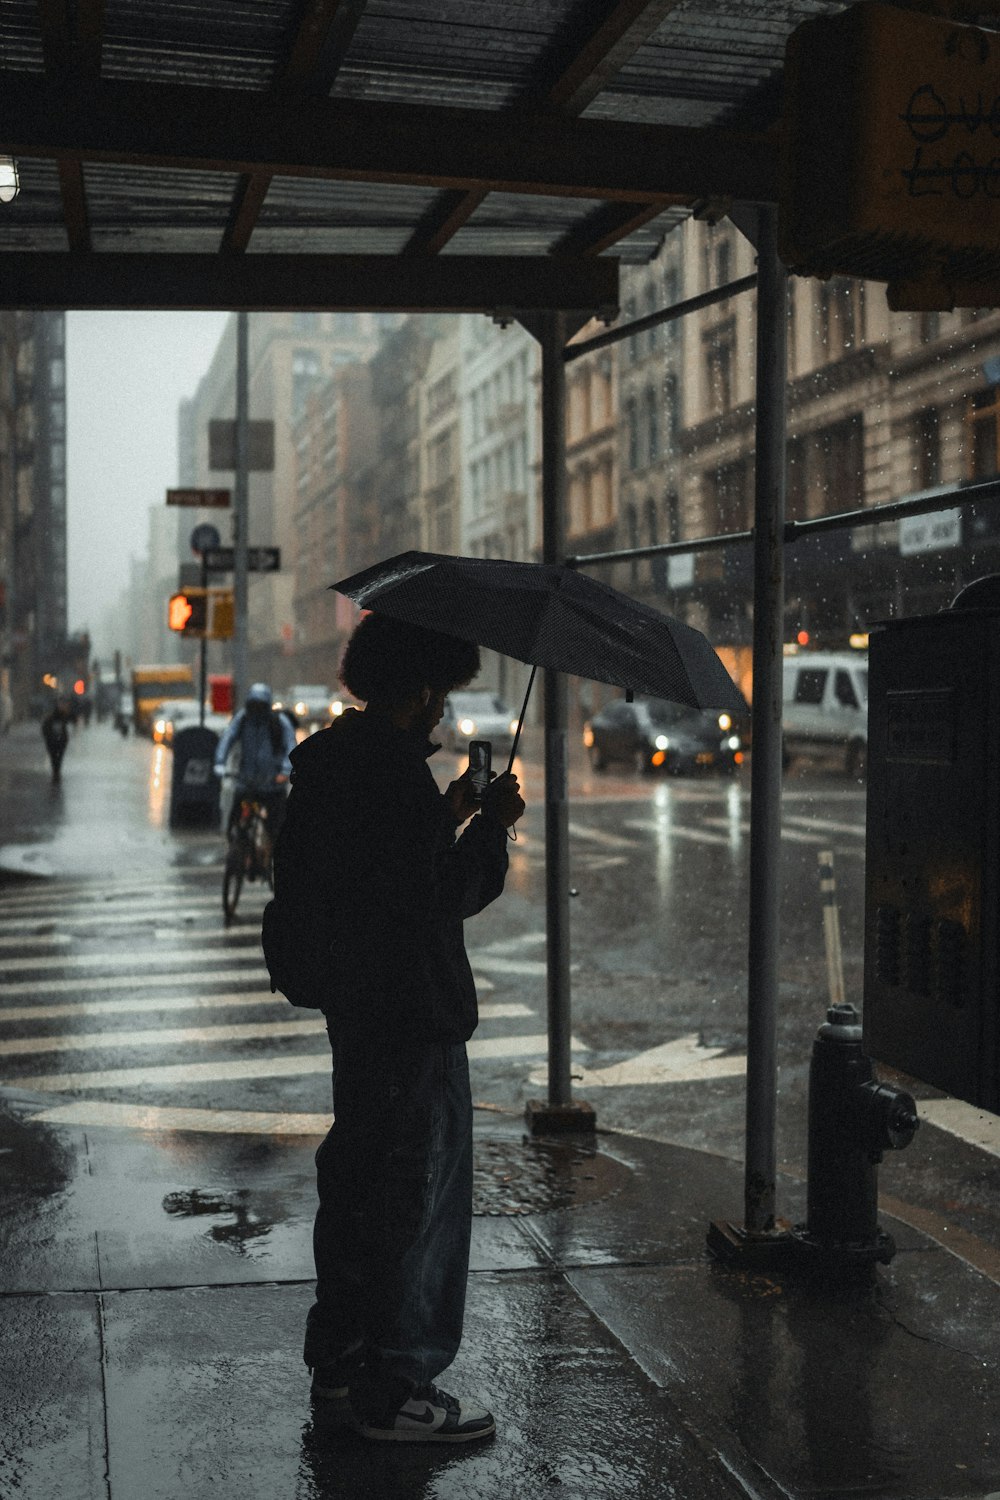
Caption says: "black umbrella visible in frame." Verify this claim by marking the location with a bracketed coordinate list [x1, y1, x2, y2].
[330, 551, 747, 765]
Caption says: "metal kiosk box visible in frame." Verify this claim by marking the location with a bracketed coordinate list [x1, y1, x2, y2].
[863, 593, 1000, 1110]
[169, 724, 221, 828]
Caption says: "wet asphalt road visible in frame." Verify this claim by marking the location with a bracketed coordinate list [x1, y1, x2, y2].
[0, 719, 996, 1256]
[0, 721, 861, 1140]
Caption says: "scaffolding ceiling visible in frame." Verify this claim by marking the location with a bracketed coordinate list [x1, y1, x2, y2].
[0, 0, 849, 312]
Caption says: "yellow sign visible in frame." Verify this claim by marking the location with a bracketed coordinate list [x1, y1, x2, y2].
[780, 3, 1000, 308]
[210, 590, 235, 640]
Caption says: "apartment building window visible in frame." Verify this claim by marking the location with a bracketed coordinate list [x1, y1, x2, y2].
[704, 319, 736, 413]
[292, 348, 324, 418]
[788, 414, 864, 520]
[969, 388, 1000, 479]
[626, 502, 640, 584]
[666, 488, 681, 542]
[430, 429, 453, 487]
[912, 408, 941, 489]
[644, 285, 658, 355]
[663, 371, 680, 444]
[626, 397, 640, 470]
[715, 235, 731, 287]
[645, 387, 660, 465]
[702, 457, 751, 533]
[920, 311, 941, 342]
[818, 278, 863, 359]
[624, 297, 637, 365]
[663, 270, 679, 346]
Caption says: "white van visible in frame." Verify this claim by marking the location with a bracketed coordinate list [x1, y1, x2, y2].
[782, 651, 868, 777]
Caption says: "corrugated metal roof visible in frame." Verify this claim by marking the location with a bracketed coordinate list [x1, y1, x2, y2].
[0, 0, 857, 305]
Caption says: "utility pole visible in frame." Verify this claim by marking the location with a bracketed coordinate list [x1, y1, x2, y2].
[232, 312, 249, 706]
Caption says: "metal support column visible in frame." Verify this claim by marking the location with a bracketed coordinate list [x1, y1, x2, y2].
[743, 205, 788, 1234]
[539, 309, 573, 1109]
[232, 311, 250, 706]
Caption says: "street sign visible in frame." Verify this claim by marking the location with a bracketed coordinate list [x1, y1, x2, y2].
[166, 488, 230, 508]
[178, 562, 201, 589]
[208, 420, 275, 472]
[203, 546, 281, 573]
[190, 523, 221, 555]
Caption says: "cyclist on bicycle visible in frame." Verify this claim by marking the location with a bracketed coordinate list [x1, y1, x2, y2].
[214, 682, 296, 839]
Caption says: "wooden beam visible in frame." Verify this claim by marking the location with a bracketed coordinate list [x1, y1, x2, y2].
[0, 76, 776, 203]
[555, 198, 689, 257]
[403, 188, 488, 257]
[0, 252, 621, 314]
[275, 0, 368, 99]
[531, 0, 684, 115]
[220, 0, 368, 253]
[407, 0, 685, 254]
[223, 172, 274, 256]
[57, 158, 91, 251]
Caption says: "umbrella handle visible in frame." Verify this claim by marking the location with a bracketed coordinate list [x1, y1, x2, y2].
[507, 663, 537, 774]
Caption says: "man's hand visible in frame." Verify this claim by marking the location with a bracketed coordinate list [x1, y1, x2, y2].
[445, 768, 479, 826]
[480, 771, 525, 830]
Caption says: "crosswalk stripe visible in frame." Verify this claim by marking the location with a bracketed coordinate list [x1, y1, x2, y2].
[625, 819, 730, 846]
[0, 907, 237, 933]
[0, 1016, 326, 1056]
[27, 1101, 333, 1135]
[5, 1033, 584, 1091]
[567, 822, 639, 850]
[0, 966, 267, 997]
[2, 943, 263, 974]
[784, 815, 866, 837]
[0, 887, 221, 916]
[0, 932, 72, 950]
[0, 994, 530, 1024]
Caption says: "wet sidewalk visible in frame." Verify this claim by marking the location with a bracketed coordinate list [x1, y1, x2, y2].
[1, 1082, 999, 1500]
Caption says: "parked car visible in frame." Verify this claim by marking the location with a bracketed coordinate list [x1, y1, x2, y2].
[782, 651, 868, 777]
[276, 684, 337, 732]
[154, 699, 231, 746]
[584, 697, 744, 775]
[439, 690, 519, 755]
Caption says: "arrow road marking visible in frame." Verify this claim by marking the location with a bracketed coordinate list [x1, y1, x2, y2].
[530, 1032, 746, 1088]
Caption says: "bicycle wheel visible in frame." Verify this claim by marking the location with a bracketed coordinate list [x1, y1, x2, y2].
[222, 843, 244, 924]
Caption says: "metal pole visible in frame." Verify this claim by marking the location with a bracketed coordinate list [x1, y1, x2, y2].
[232, 312, 250, 706]
[743, 205, 788, 1234]
[540, 309, 573, 1107]
[199, 550, 207, 728]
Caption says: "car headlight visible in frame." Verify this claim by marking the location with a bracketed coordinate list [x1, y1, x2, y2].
[509, 719, 519, 736]
[294, 702, 307, 717]
[330, 700, 344, 717]
[726, 735, 741, 750]
[718, 713, 732, 731]
[654, 734, 670, 751]
[583, 725, 594, 748]
[458, 717, 477, 735]
[154, 719, 166, 735]
[272, 699, 283, 710]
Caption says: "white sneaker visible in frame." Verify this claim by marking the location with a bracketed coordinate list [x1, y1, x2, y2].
[360, 1384, 495, 1443]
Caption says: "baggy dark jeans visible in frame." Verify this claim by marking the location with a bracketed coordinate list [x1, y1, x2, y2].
[303, 1023, 473, 1413]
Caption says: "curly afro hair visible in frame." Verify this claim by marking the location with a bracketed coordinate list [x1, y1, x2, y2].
[339, 612, 481, 704]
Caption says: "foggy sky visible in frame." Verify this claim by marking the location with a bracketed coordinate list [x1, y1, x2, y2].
[66, 311, 229, 639]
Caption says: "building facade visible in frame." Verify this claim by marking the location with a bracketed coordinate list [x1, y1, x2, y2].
[0, 310, 69, 720]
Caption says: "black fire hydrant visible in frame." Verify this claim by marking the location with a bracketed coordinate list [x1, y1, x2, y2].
[792, 1001, 919, 1273]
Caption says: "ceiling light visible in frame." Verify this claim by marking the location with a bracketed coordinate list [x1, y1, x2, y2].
[0, 157, 20, 204]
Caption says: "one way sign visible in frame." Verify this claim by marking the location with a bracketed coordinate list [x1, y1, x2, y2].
[203, 546, 281, 572]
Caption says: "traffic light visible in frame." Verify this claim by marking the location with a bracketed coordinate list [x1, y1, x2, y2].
[168, 589, 208, 635]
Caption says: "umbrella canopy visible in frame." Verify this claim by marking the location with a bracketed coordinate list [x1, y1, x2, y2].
[331, 551, 746, 721]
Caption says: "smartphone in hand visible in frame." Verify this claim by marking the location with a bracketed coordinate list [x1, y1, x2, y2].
[468, 740, 492, 803]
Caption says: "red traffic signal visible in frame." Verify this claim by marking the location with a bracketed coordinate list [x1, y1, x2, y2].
[168, 590, 208, 635]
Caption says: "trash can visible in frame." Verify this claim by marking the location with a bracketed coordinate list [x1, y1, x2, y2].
[169, 725, 221, 828]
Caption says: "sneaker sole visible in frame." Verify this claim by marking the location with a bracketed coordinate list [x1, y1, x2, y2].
[310, 1386, 358, 1430]
[359, 1419, 496, 1444]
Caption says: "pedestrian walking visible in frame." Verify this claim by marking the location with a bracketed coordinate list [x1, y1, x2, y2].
[40, 697, 72, 781]
[272, 613, 524, 1443]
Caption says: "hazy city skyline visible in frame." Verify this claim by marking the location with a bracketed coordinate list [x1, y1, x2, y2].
[66, 310, 229, 644]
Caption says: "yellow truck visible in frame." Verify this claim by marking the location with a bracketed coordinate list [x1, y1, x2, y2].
[131, 664, 195, 737]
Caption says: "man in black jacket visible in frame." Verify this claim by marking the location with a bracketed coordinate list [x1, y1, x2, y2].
[274, 613, 524, 1443]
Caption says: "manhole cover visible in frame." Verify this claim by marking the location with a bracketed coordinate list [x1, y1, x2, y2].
[473, 1136, 631, 1216]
